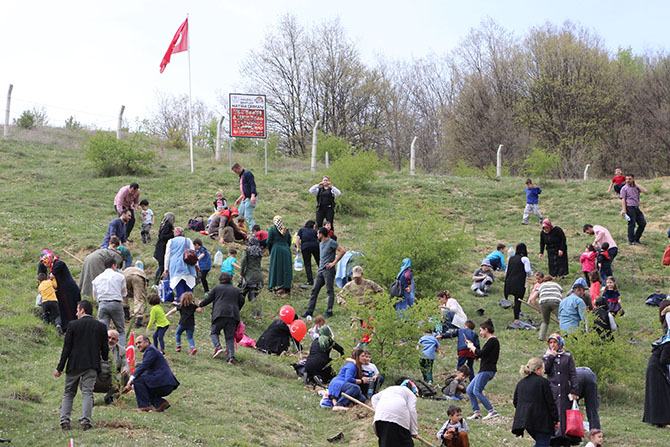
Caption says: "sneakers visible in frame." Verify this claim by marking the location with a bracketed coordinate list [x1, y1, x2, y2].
[189, 347, 197, 355]
[60, 422, 71, 431]
[467, 412, 482, 420]
[521, 221, 528, 225]
[81, 422, 92, 431]
[482, 411, 499, 420]
[176, 346, 182, 352]
[320, 397, 333, 408]
[475, 289, 487, 297]
[212, 347, 223, 358]
[324, 310, 333, 318]
[301, 311, 312, 319]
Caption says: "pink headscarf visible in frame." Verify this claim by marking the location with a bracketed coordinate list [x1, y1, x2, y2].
[174, 227, 184, 237]
[40, 250, 59, 271]
[542, 219, 553, 231]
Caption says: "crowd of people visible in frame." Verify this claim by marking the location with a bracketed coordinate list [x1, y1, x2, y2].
[36, 165, 670, 446]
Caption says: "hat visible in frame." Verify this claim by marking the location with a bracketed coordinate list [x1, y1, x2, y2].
[481, 258, 491, 267]
[352, 266, 363, 278]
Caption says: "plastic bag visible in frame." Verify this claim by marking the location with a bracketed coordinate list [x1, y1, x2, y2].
[565, 399, 584, 438]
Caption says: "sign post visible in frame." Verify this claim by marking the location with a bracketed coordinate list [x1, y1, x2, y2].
[229, 93, 267, 173]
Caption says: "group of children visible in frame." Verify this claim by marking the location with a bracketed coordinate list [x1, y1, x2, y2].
[145, 291, 201, 356]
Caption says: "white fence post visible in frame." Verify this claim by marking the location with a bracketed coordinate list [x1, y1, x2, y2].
[264, 138, 268, 175]
[310, 120, 320, 172]
[325, 151, 329, 169]
[116, 105, 125, 139]
[584, 164, 591, 181]
[215, 116, 224, 161]
[4, 84, 13, 139]
[410, 136, 417, 175]
[496, 144, 503, 177]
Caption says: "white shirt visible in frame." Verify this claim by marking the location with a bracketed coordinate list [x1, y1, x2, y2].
[444, 298, 467, 327]
[92, 268, 127, 302]
[362, 362, 379, 376]
[372, 386, 418, 436]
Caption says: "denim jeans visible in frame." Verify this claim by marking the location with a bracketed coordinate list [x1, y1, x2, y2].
[238, 198, 256, 229]
[466, 370, 495, 413]
[153, 325, 169, 352]
[335, 382, 365, 407]
[176, 324, 195, 349]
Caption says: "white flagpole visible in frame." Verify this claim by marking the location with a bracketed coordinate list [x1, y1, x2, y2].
[187, 14, 194, 173]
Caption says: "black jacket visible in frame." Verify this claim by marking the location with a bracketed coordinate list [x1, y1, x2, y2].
[57, 315, 109, 374]
[512, 373, 559, 436]
[200, 283, 245, 322]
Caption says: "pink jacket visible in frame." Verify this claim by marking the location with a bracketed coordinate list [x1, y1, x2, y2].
[579, 251, 597, 272]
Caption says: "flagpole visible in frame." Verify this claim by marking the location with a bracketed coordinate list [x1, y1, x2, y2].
[187, 14, 194, 174]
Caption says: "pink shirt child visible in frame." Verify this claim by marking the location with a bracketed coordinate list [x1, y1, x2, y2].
[579, 250, 597, 272]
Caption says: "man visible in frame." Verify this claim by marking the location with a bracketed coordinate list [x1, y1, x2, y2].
[54, 300, 108, 431]
[302, 227, 346, 319]
[122, 334, 179, 412]
[576, 367, 601, 430]
[337, 266, 384, 308]
[97, 329, 129, 405]
[232, 163, 257, 229]
[309, 175, 342, 229]
[92, 258, 127, 348]
[101, 209, 132, 248]
[558, 284, 587, 334]
[619, 174, 647, 245]
[114, 182, 140, 240]
[123, 265, 147, 328]
[471, 259, 494, 297]
[583, 224, 618, 263]
[79, 246, 123, 298]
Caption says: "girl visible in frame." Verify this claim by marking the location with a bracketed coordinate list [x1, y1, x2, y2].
[147, 293, 170, 354]
[437, 290, 467, 329]
[166, 291, 201, 355]
[213, 189, 227, 212]
[465, 318, 500, 420]
[603, 276, 623, 316]
[579, 244, 597, 286]
[527, 271, 545, 305]
[585, 429, 604, 447]
[327, 348, 367, 411]
[589, 271, 602, 309]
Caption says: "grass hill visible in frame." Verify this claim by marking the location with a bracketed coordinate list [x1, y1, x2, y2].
[1, 127, 669, 446]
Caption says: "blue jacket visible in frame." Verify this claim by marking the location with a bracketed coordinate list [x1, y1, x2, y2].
[102, 218, 127, 247]
[486, 250, 506, 271]
[133, 345, 180, 388]
[240, 169, 257, 199]
[526, 187, 542, 204]
[457, 328, 480, 352]
[197, 246, 212, 271]
[558, 293, 586, 333]
[328, 361, 358, 398]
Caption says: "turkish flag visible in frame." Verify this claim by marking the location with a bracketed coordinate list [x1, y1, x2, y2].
[159, 18, 189, 73]
[126, 332, 135, 374]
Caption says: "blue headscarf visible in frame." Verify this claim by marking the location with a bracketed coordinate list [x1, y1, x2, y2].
[395, 258, 415, 311]
[571, 277, 588, 291]
[396, 258, 413, 280]
[400, 379, 418, 395]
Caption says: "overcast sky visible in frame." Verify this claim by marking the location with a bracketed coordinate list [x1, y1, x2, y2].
[2, 0, 669, 129]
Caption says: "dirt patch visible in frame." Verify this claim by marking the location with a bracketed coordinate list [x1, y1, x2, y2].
[98, 420, 141, 430]
[8, 388, 43, 403]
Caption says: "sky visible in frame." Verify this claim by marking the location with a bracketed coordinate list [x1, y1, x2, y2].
[2, 0, 669, 130]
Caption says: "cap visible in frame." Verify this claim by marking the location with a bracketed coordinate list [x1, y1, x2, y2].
[481, 258, 491, 267]
[352, 266, 363, 278]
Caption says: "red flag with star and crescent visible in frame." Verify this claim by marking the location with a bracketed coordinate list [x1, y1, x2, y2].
[159, 18, 188, 73]
[126, 332, 135, 374]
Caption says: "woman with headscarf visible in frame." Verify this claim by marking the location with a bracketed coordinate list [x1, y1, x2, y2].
[504, 243, 533, 329]
[240, 237, 264, 318]
[372, 378, 419, 447]
[536, 276, 563, 342]
[642, 299, 670, 427]
[304, 324, 344, 384]
[153, 212, 175, 284]
[542, 334, 580, 446]
[39, 250, 80, 332]
[256, 316, 295, 355]
[539, 219, 568, 278]
[267, 216, 292, 296]
[164, 227, 198, 301]
[395, 258, 415, 311]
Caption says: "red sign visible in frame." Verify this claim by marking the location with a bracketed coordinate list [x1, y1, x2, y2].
[230, 93, 266, 138]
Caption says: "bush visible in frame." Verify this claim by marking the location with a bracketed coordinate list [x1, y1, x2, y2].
[524, 147, 560, 181]
[316, 131, 349, 163]
[15, 110, 36, 129]
[85, 131, 156, 177]
[64, 116, 82, 131]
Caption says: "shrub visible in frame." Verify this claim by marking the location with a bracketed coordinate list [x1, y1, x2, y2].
[316, 131, 349, 163]
[64, 116, 82, 131]
[524, 147, 560, 181]
[15, 110, 36, 129]
[85, 131, 156, 177]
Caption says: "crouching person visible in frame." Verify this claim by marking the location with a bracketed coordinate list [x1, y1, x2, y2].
[94, 329, 130, 404]
[437, 405, 470, 447]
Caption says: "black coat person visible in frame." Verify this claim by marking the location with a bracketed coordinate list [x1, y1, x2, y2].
[39, 252, 81, 332]
[256, 318, 294, 355]
[575, 367, 600, 430]
[643, 301, 670, 429]
[504, 243, 533, 321]
[539, 219, 568, 277]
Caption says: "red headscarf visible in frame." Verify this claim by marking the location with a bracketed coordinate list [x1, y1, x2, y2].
[40, 250, 59, 272]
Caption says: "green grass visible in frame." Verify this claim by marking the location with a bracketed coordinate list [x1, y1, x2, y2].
[1, 127, 670, 445]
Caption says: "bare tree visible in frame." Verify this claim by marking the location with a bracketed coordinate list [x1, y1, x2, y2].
[147, 93, 214, 149]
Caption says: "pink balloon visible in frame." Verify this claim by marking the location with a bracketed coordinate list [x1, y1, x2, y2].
[289, 320, 307, 342]
[279, 305, 295, 324]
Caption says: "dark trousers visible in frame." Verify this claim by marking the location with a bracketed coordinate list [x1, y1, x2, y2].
[153, 325, 169, 352]
[133, 376, 175, 409]
[306, 268, 336, 314]
[115, 206, 135, 239]
[42, 301, 61, 327]
[375, 420, 414, 447]
[457, 356, 475, 381]
[200, 269, 210, 293]
[419, 358, 434, 382]
[507, 291, 524, 320]
[316, 207, 335, 230]
[154, 264, 164, 285]
[527, 430, 552, 447]
[608, 246, 618, 263]
[210, 317, 238, 360]
[583, 271, 592, 287]
[626, 205, 646, 243]
[301, 245, 320, 284]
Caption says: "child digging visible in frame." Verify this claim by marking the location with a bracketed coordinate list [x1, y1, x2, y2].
[166, 291, 201, 355]
[437, 405, 470, 447]
[38, 272, 62, 335]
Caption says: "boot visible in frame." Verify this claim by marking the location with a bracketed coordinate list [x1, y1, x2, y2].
[134, 317, 144, 328]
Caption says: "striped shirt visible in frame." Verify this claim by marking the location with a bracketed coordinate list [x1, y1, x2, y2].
[538, 281, 563, 303]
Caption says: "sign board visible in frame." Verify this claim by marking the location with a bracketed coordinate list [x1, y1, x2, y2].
[229, 93, 266, 138]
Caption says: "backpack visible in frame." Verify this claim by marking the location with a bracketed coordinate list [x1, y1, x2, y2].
[187, 215, 205, 232]
[389, 279, 403, 297]
[414, 379, 437, 398]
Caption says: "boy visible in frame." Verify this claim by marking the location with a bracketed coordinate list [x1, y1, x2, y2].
[597, 242, 613, 284]
[443, 365, 470, 400]
[139, 199, 154, 244]
[110, 236, 132, 268]
[236, 215, 247, 234]
[360, 350, 384, 398]
[485, 243, 506, 271]
[417, 328, 440, 384]
[221, 248, 241, 277]
[471, 259, 494, 297]
[607, 168, 625, 194]
[252, 224, 268, 249]
[38, 272, 62, 334]
[436, 405, 470, 447]
[193, 238, 212, 293]
[522, 178, 543, 225]
[456, 320, 479, 380]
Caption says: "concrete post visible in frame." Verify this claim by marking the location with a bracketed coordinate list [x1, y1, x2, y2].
[496, 144, 503, 177]
[584, 164, 591, 181]
[410, 136, 417, 175]
[325, 151, 329, 169]
[4, 84, 12, 139]
[117, 105, 125, 139]
[310, 120, 320, 172]
[215, 116, 224, 161]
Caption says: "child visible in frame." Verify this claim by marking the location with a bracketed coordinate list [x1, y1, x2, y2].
[597, 242, 613, 284]
[308, 315, 327, 340]
[603, 276, 623, 316]
[360, 350, 383, 397]
[417, 328, 440, 384]
[139, 199, 154, 244]
[579, 244, 597, 286]
[585, 428, 604, 447]
[110, 236, 132, 269]
[471, 259, 494, 297]
[527, 271, 545, 305]
[146, 293, 170, 354]
[436, 405, 470, 447]
[38, 272, 62, 334]
[236, 215, 247, 234]
[442, 365, 470, 400]
[607, 168, 626, 194]
[221, 248, 241, 277]
[166, 291, 201, 355]
[589, 270, 602, 309]
[193, 238, 212, 293]
[252, 224, 268, 249]
[213, 189, 227, 212]
[485, 243, 506, 271]
[522, 178, 543, 225]
[456, 320, 480, 380]
[324, 221, 337, 241]
[593, 297, 618, 341]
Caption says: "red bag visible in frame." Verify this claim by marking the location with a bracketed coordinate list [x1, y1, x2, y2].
[565, 400, 584, 438]
[183, 248, 198, 266]
[663, 245, 670, 265]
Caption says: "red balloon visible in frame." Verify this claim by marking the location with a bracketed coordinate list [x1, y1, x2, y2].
[289, 320, 307, 342]
[279, 305, 295, 324]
